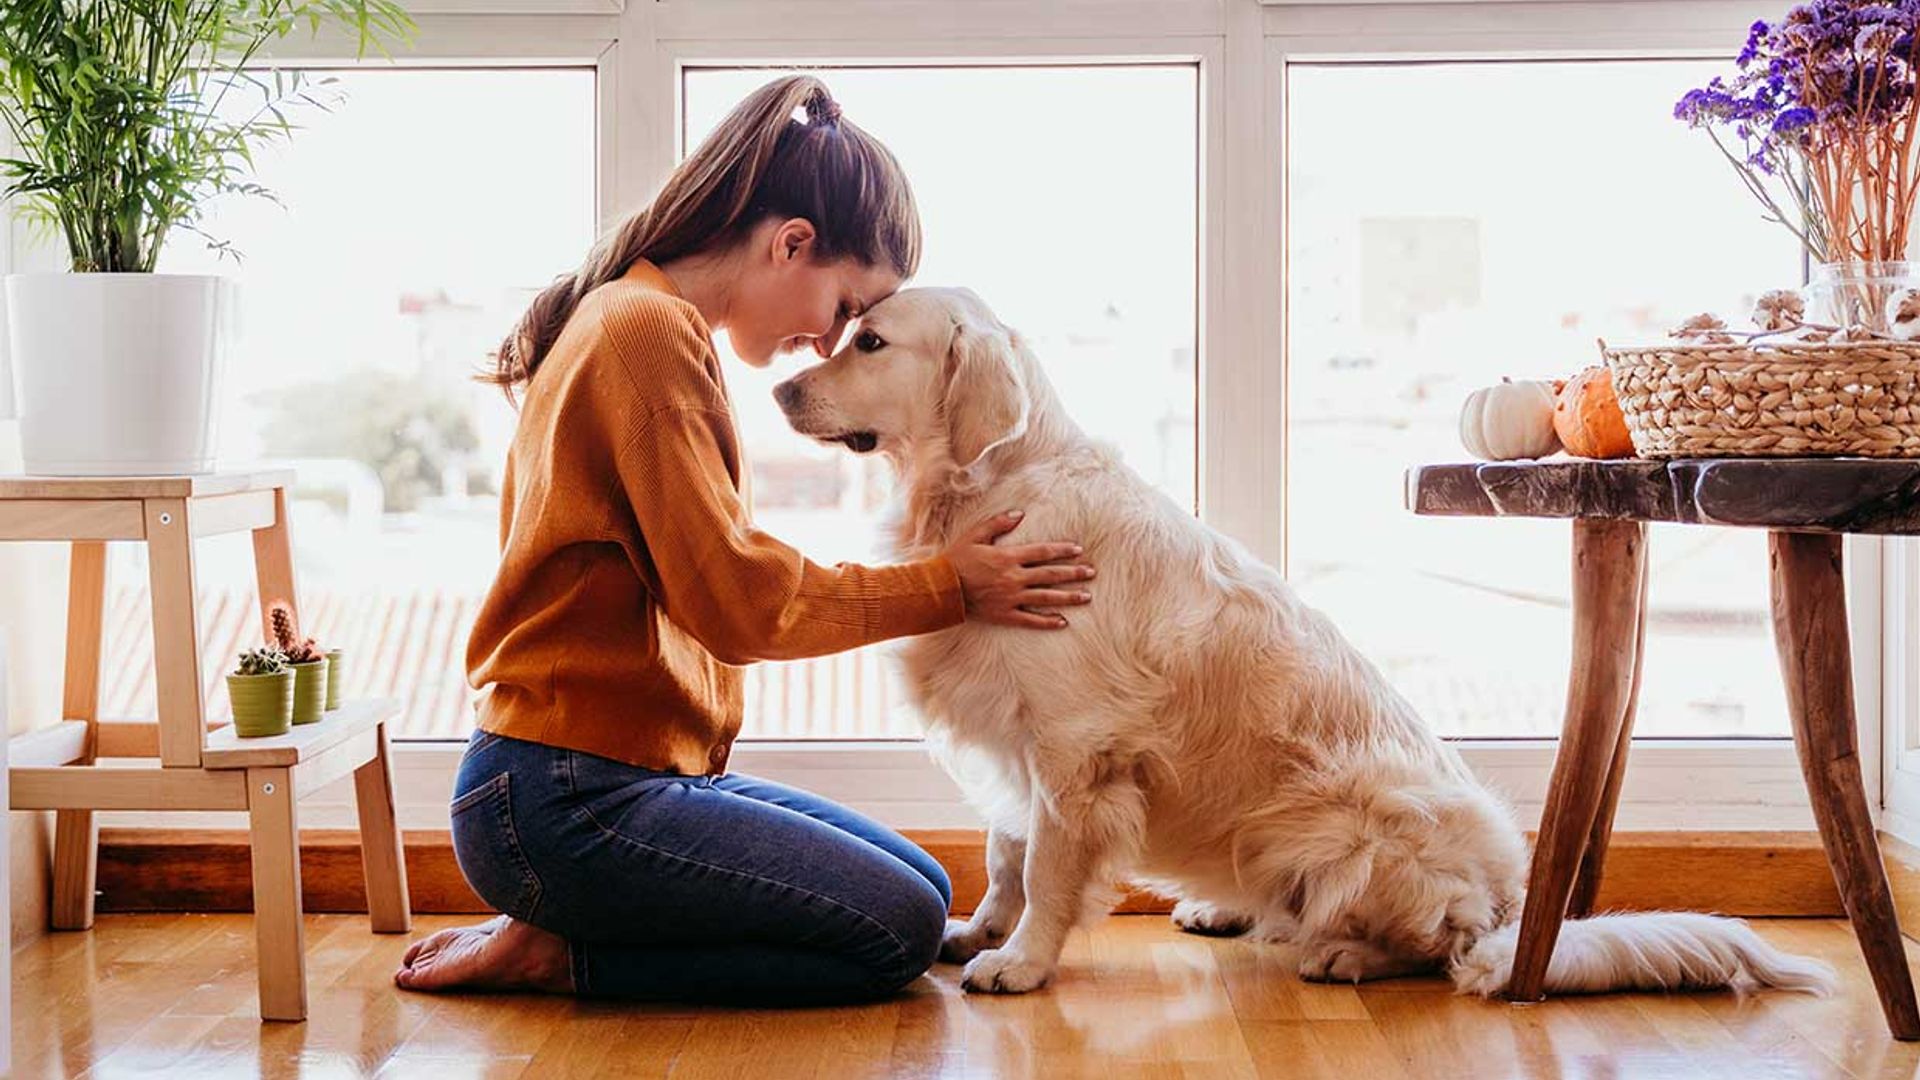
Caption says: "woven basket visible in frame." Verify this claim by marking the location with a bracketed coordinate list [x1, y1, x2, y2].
[1602, 339, 1920, 458]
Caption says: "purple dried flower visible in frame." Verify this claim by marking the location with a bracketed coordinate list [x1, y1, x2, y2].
[1675, 86, 1736, 124]
[1738, 19, 1771, 67]
[1858, 23, 1900, 54]
[1773, 105, 1818, 134]
[1680, 0, 1920, 262]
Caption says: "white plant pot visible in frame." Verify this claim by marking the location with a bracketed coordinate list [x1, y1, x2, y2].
[5, 273, 232, 476]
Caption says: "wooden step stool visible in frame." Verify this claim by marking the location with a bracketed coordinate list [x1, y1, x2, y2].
[2, 470, 411, 1022]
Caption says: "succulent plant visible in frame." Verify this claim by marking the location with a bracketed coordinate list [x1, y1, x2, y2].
[268, 601, 326, 664]
[234, 648, 289, 677]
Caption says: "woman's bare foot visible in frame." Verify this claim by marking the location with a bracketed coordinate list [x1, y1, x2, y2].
[393, 915, 574, 993]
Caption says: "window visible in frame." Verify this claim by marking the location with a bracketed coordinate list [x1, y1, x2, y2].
[32, 4, 1835, 836]
[1286, 60, 1802, 738]
[684, 65, 1200, 739]
[98, 68, 598, 740]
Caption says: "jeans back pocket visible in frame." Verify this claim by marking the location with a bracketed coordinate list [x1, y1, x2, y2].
[449, 771, 544, 922]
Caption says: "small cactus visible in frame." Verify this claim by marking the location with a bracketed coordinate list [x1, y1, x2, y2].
[234, 648, 289, 677]
[268, 601, 325, 664]
[268, 601, 296, 650]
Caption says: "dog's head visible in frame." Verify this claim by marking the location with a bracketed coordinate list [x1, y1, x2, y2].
[772, 287, 1030, 474]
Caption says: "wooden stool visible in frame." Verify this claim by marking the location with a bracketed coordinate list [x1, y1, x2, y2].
[2, 471, 410, 1022]
[1410, 458, 1920, 1040]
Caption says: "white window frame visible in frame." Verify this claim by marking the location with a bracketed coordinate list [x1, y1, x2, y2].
[39, 0, 1871, 835]
[1879, 540, 1920, 841]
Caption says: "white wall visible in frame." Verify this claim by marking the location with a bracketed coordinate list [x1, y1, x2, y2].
[1, 640, 14, 1077]
[0, 129, 63, 953]
[0, 129, 70, 740]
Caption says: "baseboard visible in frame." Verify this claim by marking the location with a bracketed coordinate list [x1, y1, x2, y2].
[88, 828, 1844, 919]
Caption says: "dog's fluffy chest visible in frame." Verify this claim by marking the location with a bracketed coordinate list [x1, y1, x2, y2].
[897, 623, 1033, 749]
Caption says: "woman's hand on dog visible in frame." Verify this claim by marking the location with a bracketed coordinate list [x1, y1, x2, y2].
[947, 509, 1095, 629]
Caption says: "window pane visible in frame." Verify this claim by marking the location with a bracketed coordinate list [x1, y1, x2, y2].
[685, 66, 1199, 738]
[1286, 60, 1798, 738]
[98, 69, 596, 740]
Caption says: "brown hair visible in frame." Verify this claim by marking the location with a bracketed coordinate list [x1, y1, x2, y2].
[489, 75, 921, 399]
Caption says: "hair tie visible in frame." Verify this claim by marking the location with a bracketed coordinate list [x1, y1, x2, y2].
[808, 97, 843, 125]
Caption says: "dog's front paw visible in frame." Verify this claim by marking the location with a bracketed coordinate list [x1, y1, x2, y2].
[961, 949, 1054, 994]
[940, 919, 1004, 965]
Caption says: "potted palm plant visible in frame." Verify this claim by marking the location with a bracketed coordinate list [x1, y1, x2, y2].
[0, 0, 411, 475]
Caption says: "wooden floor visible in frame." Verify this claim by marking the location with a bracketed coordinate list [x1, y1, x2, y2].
[13, 915, 1920, 1079]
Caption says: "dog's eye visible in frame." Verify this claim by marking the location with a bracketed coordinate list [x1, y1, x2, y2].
[855, 329, 886, 353]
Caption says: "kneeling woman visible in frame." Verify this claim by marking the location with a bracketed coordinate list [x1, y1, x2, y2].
[393, 75, 1095, 1005]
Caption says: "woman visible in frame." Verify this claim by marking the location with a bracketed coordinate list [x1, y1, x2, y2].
[392, 75, 1095, 1004]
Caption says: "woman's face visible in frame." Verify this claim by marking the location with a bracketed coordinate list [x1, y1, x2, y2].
[727, 218, 904, 368]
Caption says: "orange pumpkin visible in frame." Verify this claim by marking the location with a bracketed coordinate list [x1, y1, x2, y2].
[1553, 366, 1635, 459]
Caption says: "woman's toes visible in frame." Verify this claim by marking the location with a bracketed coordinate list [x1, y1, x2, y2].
[394, 925, 496, 991]
[392, 918, 572, 994]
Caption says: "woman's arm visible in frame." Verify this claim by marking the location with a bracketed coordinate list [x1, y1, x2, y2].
[614, 406, 1091, 664]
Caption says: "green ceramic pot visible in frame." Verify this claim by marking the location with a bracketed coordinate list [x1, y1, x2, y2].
[290, 659, 329, 725]
[227, 670, 294, 738]
[325, 649, 345, 711]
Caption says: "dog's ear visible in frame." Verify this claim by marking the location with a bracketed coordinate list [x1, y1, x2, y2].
[942, 313, 1029, 474]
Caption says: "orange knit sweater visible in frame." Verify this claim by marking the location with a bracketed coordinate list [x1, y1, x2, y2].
[466, 260, 965, 774]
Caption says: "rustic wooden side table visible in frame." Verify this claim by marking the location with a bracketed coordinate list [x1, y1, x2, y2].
[1, 470, 410, 1022]
[1409, 458, 1920, 1040]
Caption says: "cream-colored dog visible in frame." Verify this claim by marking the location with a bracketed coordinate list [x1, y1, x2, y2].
[774, 287, 1834, 997]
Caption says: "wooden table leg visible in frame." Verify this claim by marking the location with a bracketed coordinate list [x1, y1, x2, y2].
[353, 723, 412, 934]
[1505, 517, 1647, 1001]
[1569, 559, 1649, 919]
[1771, 530, 1920, 1040]
[51, 541, 107, 930]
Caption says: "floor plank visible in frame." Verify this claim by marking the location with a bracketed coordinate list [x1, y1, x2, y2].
[15, 914, 1920, 1079]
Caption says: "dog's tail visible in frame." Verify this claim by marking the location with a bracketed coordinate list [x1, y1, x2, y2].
[1446, 912, 1836, 997]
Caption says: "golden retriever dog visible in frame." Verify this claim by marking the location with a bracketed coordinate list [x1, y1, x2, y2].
[772, 287, 1834, 998]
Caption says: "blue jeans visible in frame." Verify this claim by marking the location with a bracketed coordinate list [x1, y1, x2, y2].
[448, 729, 953, 1004]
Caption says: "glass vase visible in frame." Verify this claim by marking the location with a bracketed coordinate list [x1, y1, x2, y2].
[1806, 260, 1920, 334]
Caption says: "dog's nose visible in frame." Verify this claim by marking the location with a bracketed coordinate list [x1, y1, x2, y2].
[772, 379, 804, 411]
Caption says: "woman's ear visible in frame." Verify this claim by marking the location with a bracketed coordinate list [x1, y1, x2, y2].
[943, 314, 1030, 474]
[772, 218, 817, 263]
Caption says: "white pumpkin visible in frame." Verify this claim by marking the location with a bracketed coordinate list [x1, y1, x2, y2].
[1459, 378, 1561, 461]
